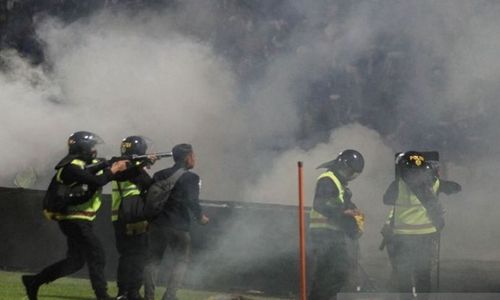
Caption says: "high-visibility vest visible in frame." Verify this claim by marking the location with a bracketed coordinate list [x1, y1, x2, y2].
[53, 159, 103, 221]
[384, 208, 394, 225]
[111, 174, 141, 222]
[393, 179, 440, 235]
[309, 171, 345, 231]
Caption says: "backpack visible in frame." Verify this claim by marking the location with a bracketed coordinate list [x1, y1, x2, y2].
[43, 175, 93, 219]
[143, 168, 186, 220]
[43, 176, 68, 216]
[116, 183, 148, 224]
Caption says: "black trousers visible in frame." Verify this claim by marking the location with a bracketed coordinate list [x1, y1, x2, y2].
[385, 237, 399, 292]
[144, 224, 191, 300]
[33, 219, 108, 297]
[113, 221, 148, 295]
[308, 229, 350, 300]
[392, 233, 437, 300]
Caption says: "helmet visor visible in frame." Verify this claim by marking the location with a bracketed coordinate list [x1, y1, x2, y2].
[88, 133, 104, 145]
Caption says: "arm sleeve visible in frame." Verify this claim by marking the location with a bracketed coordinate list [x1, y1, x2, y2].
[60, 164, 113, 187]
[343, 187, 359, 210]
[114, 164, 153, 192]
[383, 180, 398, 205]
[113, 162, 142, 181]
[132, 169, 153, 192]
[406, 178, 439, 204]
[312, 177, 344, 219]
[438, 179, 462, 195]
[182, 173, 202, 221]
[85, 159, 110, 174]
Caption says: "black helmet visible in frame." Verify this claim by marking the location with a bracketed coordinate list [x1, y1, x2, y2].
[317, 149, 364, 181]
[121, 136, 149, 156]
[396, 151, 429, 169]
[396, 151, 433, 183]
[336, 149, 364, 181]
[68, 131, 103, 161]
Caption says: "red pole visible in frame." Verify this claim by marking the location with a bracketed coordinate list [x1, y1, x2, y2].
[298, 161, 307, 300]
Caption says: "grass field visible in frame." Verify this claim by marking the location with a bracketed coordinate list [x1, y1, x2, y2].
[0, 271, 283, 300]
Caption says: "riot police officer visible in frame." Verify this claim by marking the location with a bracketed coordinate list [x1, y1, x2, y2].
[308, 149, 365, 300]
[22, 131, 128, 300]
[112, 136, 156, 300]
[383, 151, 461, 299]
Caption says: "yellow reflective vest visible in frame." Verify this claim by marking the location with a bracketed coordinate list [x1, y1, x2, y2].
[46, 159, 103, 221]
[111, 178, 141, 222]
[309, 171, 345, 231]
[393, 179, 440, 235]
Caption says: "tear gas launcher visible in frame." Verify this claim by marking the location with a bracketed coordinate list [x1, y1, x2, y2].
[86, 152, 173, 169]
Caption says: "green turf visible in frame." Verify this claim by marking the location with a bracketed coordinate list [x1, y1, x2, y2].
[0, 271, 282, 300]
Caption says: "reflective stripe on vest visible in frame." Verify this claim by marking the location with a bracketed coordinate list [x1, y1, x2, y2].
[393, 179, 440, 235]
[309, 171, 345, 231]
[385, 208, 394, 225]
[52, 159, 103, 222]
[111, 162, 142, 222]
[111, 181, 141, 221]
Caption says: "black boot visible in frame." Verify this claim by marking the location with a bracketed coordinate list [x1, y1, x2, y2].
[22, 275, 40, 300]
[96, 294, 114, 300]
[116, 290, 128, 300]
[116, 292, 128, 300]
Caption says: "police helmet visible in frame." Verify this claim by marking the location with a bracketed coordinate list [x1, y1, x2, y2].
[68, 131, 103, 161]
[336, 149, 364, 181]
[121, 136, 149, 156]
[396, 151, 433, 182]
[317, 149, 365, 181]
[396, 151, 429, 169]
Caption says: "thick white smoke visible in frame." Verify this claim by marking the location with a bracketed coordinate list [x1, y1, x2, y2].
[2, 11, 258, 200]
[0, 50, 66, 185]
[2, 0, 500, 264]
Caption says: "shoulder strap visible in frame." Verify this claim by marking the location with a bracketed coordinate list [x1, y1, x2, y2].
[389, 181, 398, 228]
[163, 168, 187, 188]
[117, 181, 124, 201]
[154, 168, 187, 191]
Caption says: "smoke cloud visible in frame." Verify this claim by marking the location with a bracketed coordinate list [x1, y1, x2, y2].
[2, 0, 500, 267]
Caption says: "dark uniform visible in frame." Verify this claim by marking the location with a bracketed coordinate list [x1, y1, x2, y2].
[383, 152, 461, 299]
[112, 162, 153, 300]
[22, 131, 124, 300]
[111, 135, 156, 300]
[308, 149, 365, 300]
[144, 144, 206, 300]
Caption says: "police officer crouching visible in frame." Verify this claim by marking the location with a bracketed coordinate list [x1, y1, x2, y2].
[22, 131, 128, 300]
[308, 149, 365, 300]
[112, 136, 157, 300]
